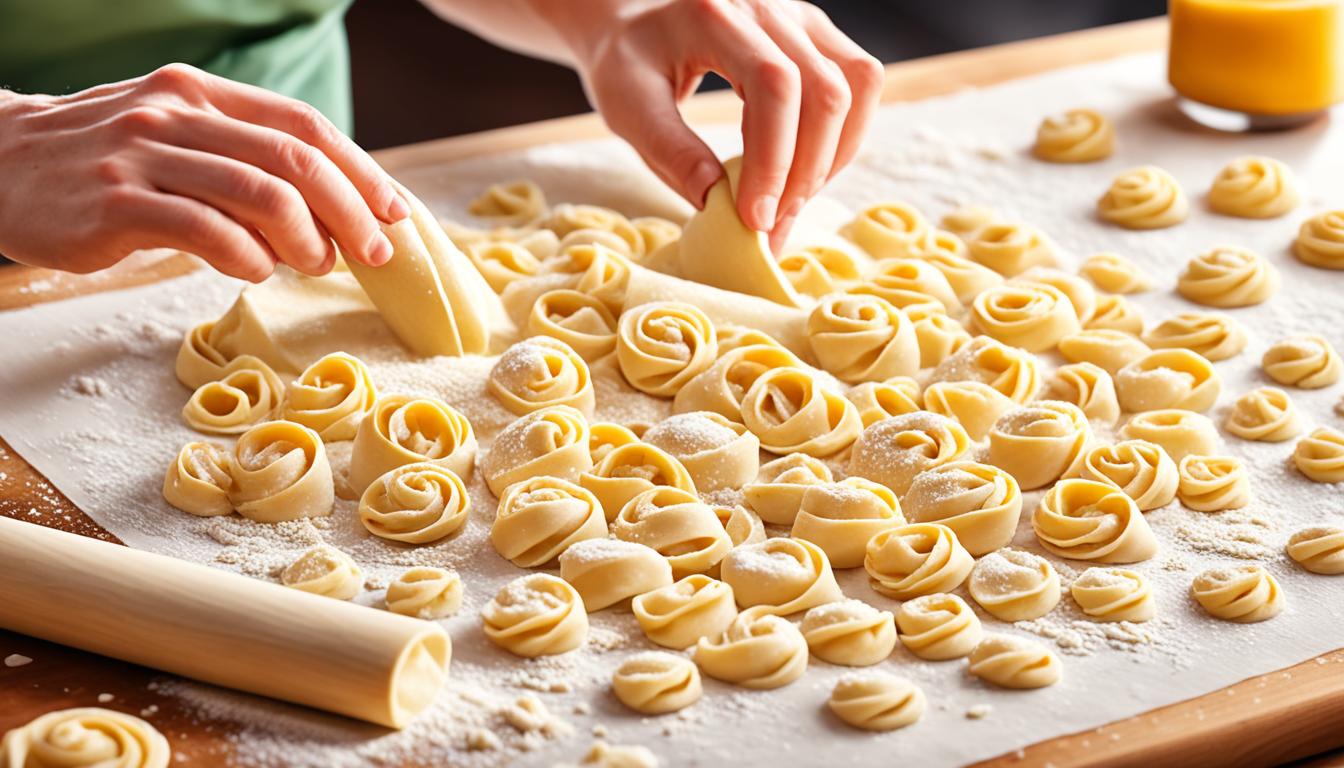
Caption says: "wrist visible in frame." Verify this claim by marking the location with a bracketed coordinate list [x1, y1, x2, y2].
[524, 0, 631, 69]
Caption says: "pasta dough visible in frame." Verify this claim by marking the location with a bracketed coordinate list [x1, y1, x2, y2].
[468, 179, 547, 227]
[966, 222, 1056, 276]
[528, 290, 618, 361]
[1294, 426, 1344, 483]
[1032, 479, 1157, 563]
[482, 405, 591, 497]
[694, 607, 809, 689]
[1294, 210, 1344, 269]
[1044, 362, 1120, 424]
[845, 377, 923, 427]
[806, 293, 918, 383]
[1058, 329, 1151, 375]
[610, 487, 732, 578]
[672, 343, 802, 422]
[1262, 334, 1343, 389]
[740, 367, 862, 457]
[176, 320, 233, 389]
[1286, 525, 1344, 575]
[929, 336, 1041, 403]
[491, 476, 607, 567]
[482, 573, 588, 657]
[542, 242, 632, 314]
[967, 548, 1061, 621]
[1119, 409, 1219, 462]
[1011, 267, 1098, 326]
[922, 380, 1016, 440]
[719, 537, 843, 616]
[1097, 165, 1188, 229]
[864, 523, 973, 600]
[895, 593, 982, 660]
[1076, 440, 1178, 511]
[1142, 312, 1246, 362]
[1224, 387, 1303, 442]
[489, 337, 595, 416]
[1207, 155, 1300, 219]
[1115, 349, 1221, 413]
[643, 411, 760, 492]
[1033, 108, 1115, 162]
[589, 422, 640, 465]
[714, 504, 766, 550]
[845, 202, 930, 261]
[848, 412, 972, 495]
[1079, 252, 1150, 294]
[542, 204, 642, 257]
[358, 462, 470, 544]
[385, 567, 463, 619]
[902, 461, 1021, 556]
[1070, 567, 1155, 622]
[617, 301, 718, 397]
[281, 352, 377, 441]
[1176, 246, 1279, 308]
[742, 453, 834, 525]
[800, 599, 897, 667]
[1190, 565, 1283, 623]
[162, 441, 233, 517]
[229, 420, 334, 523]
[1177, 454, 1251, 511]
[580, 442, 697, 522]
[986, 401, 1091, 491]
[632, 216, 682, 255]
[559, 538, 674, 611]
[969, 283, 1080, 352]
[940, 204, 1001, 239]
[611, 652, 702, 715]
[851, 258, 960, 314]
[967, 634, 1062, 689]
[827, 673, 926, 732]
[908, 306, 972, 368]
[791, 478, 906, 568]
[632, 574, 738, 649]
[182, 356, 284, 435]
[1085, 294, 1144, 335]
[466, 241, 542, 293]
[281, 545, 364, 600]
[349, 394, 477, 496]
[913, 250, 1003, 305]
[778, 245, 864, 297]
[1, 707, 170, 768]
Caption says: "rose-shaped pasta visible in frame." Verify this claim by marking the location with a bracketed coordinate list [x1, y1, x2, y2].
[967, 222, 1056, 277]
[466, 241, 542, 294]
[695, 607, 809, 689]
[1086, 294, 1144, 335]
[359, 462, 470, 544]
[1033, 108, 1115, 162]
[940, 204, 1001, 238]
[482, 405, 591, 497]
[778, 245, 864, 297]
[1012, 266, 1099, 325]
[350, 394, 477, 495]
[800, 599, 896, 667]
[280, 352, 377, 441]
[1190, 565, 1283, 623]
[1177, 454, 1251, 511]
[912, 250, 1003, 305]
[1294, 426, 1344, 483]
[967, 548, 1061, 621]
[163, 441, 233, 517]
[1142, 312, 1247, 362]
[588, 422, 640, 465]
[967, 634, 1062, 689]
[543, 242, 632, 313]
[611, 652, 702, 715]
[849, 412, 971, 495]
[559, 538, 674, 611]
[1076, 440, 1178, 511]
[1116, 349, 1221, 413]
[280, 545, 363, 599]
[1225, 387, 1303, 442]
[528, 290, 618, 361]
[719, 537, 842, 615]
[807, 293, 918, 383]
[1286, 525, 1344, 574]
[1120, 409, 1219, 462]
[908, 306, 972, 368]
[1177, 246, 1279, 308]
[580, 443, 697, 522]
[611, 487, 732, 578]
[1262, 334, 1342, 389]
[385, 566, 463, 619]
[617, 301, 718, 397]
[792, 478, 906, 568]
[1059, 329, 1151, 375]
[902, 462, 1021, 556]
[1079, 252, 1151, 294]
[632, 215, 681, 255]
[845, 377, 922, 427]
[921, 381, 1014, 440]
[229, 420, 333, 523]
[488, 337, 595, 417]
[1, 708, 170, 768]
[673, 343, 802, 421]
[491, 476, 606, 567]
[742, 453, 833, 525]
[1097, 165, 1188, 229]
[1033, 479, 1157, 563]
[633, 574, 738, 649]
[483, 573, 589, 656]
[716, 323, 788, 355]
[1070, 567, 1154, 622]
[845, 202, 930, 260]
[827, 673, 925, 732]
[987, 401, 1091, 490]
[929, 336, 1041, 403]
[643, 411, 760, 492]
[895, 593, 982, 660]
[176, 320, 232, 389]
[864, 522, 973, 600]
[468, 179, 547, 226]
[1208, 155, 1300, 219]
[969, 283, 1080, 353]
[850, 258, 960, 314]
[181, 356, 284, 435]
[740, 367, 862, 457]
[542, 204, 641, 256]
[1045, 362, 1120, 424]
[714, 504, 766, 550]
[1294, 210, 1344, 270]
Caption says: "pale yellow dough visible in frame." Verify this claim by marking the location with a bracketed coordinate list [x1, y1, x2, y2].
[182, 356, 285, 435]
[281, 352, 377, 441]
[1177, 246, 1279, 308]
[482, 405, 591, 497]
[895, 593, 982, 660]
[1142, 312, 1246, 362]
[1177, 454, 1251, 511]
[742, 453, 834, 525]
[902, 461, 1021, 557]
[719, 537, 842, 616]
[1224, 387, 1303, 442]
[1294, 427, 1344, 483]
[632, 574, 738, 649]
[349, 394, 477, 496]
[1262, 334, 1342, 389]
[490, 476, 607, 567]
[827, 673, 925, 731]
[1294, 210, 1344, 269]
[1119, 409, 1219, 462]
[1071, 567, 1155, 622]
[1190, 564, 1283, 623]
[559, 538, 673, 611]
[1033, 108, 1114, 163]
[987, 401, 1090, 491]
[800, 599, 897, 667]
[967, 548, 1061, 621]
[791, 478, 906, 569]
[163, 440, 234, 517]
[610, 487, 731, 578]
[849, 412, 972, 495]
[281, 545, 364, 600]
[385, 566, 463, 619]
[1207, 155, 1300, 219]
[1032, 479, 1157, 563]
[482, 573, 588, 657]
[229, 420, 334, 523]
[968, 634, 1062, 689]
[864, 523, 973, 601]
[1115, 349, 1221, 413]
[611, 651, 702, 715]
[1079, 252, 1150, 294]
[806, 293, 918, 383]
[488, 336, 595, 416]
[1076, 439, 1178, 511]
[1097, 166, 1188, 230]
[694, 607, 809, 689]
[358, 462, 470, 544]
[617, 301, 719, 397]
[2, 707, 170, 768]
[1286, 526, 1344, 575]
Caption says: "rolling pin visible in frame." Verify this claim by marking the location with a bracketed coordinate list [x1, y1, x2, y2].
[0, 516, 450, 729]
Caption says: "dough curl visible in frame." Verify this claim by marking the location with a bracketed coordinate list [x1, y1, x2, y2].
[542, 204, 642, 257]
[902, 461, 1021, 556]
[632, 574, 738, 649]
[967, 634, 1062, 689]
[350, 394, 477, 496]
[740, 367, 862, 457]
[358, 462, 470, 544]
[895, 593, 982, 660]
[482, 573, 589, 656]
[1085, 294, 1144, 335]
[580, 442, 697, 522]
[1177, 246, 1279, 308]
[588, 422, 640, 465]
[1286, 525, 1344, 575]
[1079, 252, 1150, 294]
[281, 545, 363, 599]
[1119, 409, 1219, 462]
[969, 283, 1080, 352]
[694, 607, 809, 689]
[864, 522, 973, 600]
[1, 707, 170, 768]
[1262, 334, 1342, 389]
[1294, 210, 1344, 270]
[280, 352, 377, 441]
[1208, 155, 1300, 219]
[1011, 267, 1098, 326]
[1294, 426, 1344, 483]
[163, 441, 234, 517]
[386, 566, 463, 619]
[1142, 312, 1246, 362]
[175, 320, 234, 389]
[1033, 478, 1157, 563]
[542, 242, 632, 314]
[617, 301, 718, 397]
[921, 380, 1015, 440]
[643, 411, 760, 492]
[559, 538, 674, 611]
[807, 293, 918, 383]
[912, 250, 1003, 305]
[987, 401, 1091, 491]
[469, 179, 547, 227]
[611, 652, 702, 715]
[778, 245, 864, 297]
[967, 548, 1061, 621]
[1097, 165, 1188, 229]
[1058, 329, 1151, 375]
[483, 405, 591, 496]
[827, 673, 926, 732]
[845, 377, 923, 427]
[940, 205, 1001, 239]
[611, 487, 733, 578]
[791, 477, 906, 568]
[1225, 387, 1303, 442]
[1076, 439, 1178, 511]
[1177, 454, 1251, 511]
[491, 476, 607, 567]
[849, 412, 972, 495]
[929, 336, 1041, 403]
[850, 258, 959, 314]
[719, 537, 843, 616]
[528, 289, 618, 362]
[229, 420, 334, 523]
[966, 222, 1056, 277]
[844, 202, 930, 260]
[1190, 564, 1283, 623]
[489, 337, 595, 417]
[673, 343, 802, 422]
[801, 599, 897, 667]
[466, 241, 541, 293]
[1070, 567, 1154, 622]
[742, 453, 833, 525]
[1116, 349, 1221, 413]
[907, 305, 972, 368]
[1033, 108, 1114, 163]
[1045, 362, 1120, 424]
[182, 356, 285, 435]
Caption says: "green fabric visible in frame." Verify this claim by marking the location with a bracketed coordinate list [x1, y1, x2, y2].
[0, 0, 354, 134]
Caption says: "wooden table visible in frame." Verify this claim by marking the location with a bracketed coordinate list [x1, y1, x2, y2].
[3, 17, 1343, 767]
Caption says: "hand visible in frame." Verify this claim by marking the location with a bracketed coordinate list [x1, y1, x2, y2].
[0, 64, 408, 281]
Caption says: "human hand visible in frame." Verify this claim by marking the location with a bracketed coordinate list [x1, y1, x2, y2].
[0, 64, 407, 281]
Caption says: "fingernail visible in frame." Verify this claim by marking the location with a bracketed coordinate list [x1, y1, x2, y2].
[752, 195, 779, 232]
[386, 194, 410, 221]
[368, 232, 393, 265]
[686, 160, 722, 208]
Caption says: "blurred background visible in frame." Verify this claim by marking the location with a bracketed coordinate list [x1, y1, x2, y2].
[348, 0, 1165, 150]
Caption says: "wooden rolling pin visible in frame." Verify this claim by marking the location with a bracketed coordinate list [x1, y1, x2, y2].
[0, 517, 450, 728]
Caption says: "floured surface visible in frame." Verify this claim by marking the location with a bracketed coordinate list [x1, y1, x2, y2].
[2, 52, 1344, 767]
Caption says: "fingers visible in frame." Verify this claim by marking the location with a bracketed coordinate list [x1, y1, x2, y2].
[105, 186, 278, 282]
[795, 3, 885, 178]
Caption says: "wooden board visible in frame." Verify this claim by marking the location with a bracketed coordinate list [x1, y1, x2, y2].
[4, 17, 1343, 766]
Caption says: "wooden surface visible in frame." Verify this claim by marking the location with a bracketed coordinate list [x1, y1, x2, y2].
[4, 16, 1343, 767]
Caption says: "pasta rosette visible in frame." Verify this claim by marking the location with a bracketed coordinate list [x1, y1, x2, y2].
[844, 201, 929, 260]
[490, 476, 607, 567]
[1070, 567, 1154, 622]
[385, 566, 463, 619]
[1, 708, 170, 768]
[1190, 565, 1283, 623]
[967, 634, 1062, 689]
[807, 293, 918, 383]
[827, 673, 925, 732]
[280, 545, 363, 599]
[611, 487, 733, 578]
[849, 412, 972, 495]
[1097, 165, 1188, 229]
[969, 282, 1080, 352]
[229, 420, 333, 523]
[280, 352, 376, 441]
[1032, 478, 1157, 563]
[742, 453, 833, 525]
[672, 343, 802, 421]
[1177, 246, 1279, 308]
[1115, 349, 1221, 413]
[1076, 440, 1177, 511]
[1262, 334, 1342, 389]
[1119, 409, 1218, 462]
[1033, 108, 1114, 163]
[719, 537, 843, 616]
[921, 380, 1015, 440]
[791, 477, 906, 568]
[966, 222, 1056, 276]
[987, 401, 1091, 490]
[617, 301, 718, 397]
[800, 599, 897, 667]
[182, 356, 284, 435]
[580, 442, 697, 522]
[633, 574, 738, 649]
[488, 336, 595, 416]
[895, 593, 982, 660]
[694, 607, 809, 690]
[902, 461, 1021, 556]
[845, 377, 922, 427]
[611, 652, 702, 715]
[1225, 387, 1303, 442]
[850, 258, 959, 314]
[740, 367, 862, 457]
[1058, 329, 1151, 375]
[349, 394, 477, 495]
[864, 522, 973, 600]
[358, 462, 470, 544]
[967, 548, 1061, 621]
[1293, 427, 1344, 483]
[643, 411, 760, 492]
[162, 441, 233, 517]
[528, 289, 618, 361]
[1142, 312, 1246, 362]
[482, 573, 588, 657]
[929, 336, 1041, 403]
[1079, 252, 1150, 294]
[1294, 210, 1344, 270]
[482, 405, 591, 496]
[1044, 362, 1120, 424]
[1177, 454, 1251, 511]
[1207, 155, 1300, 219]
[1286, 526, 1344, 575]
[558, 539, 673, 611]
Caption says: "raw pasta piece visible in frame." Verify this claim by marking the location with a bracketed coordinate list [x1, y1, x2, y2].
[1115, 349, 1221, 413]
[1033, 479, 1157, 563]
[915, 227, 969, 258]
[849, 412, 971, 495]
[559, 539, 674, 611]
[1177, 454, 1251, 511]
[529, 289, 618, 362]
[740, 367, 862, 457]
[800, 599, 896, 666]
[807, 293, 918, 383]
[968, 548, 1061, 621]
[864, 523, 973, 600]
[694, 607, 809, 689]
[1119, 409, 1219, 462]
[543, 204, 641, 256]
[1011, 266, 1099, 325]
[229, 420, 333, 523]
[940, 205, 1001, 238]
[1142, 312, 1246, 361]
[611, 487, 732, 578]
[1086, 294, 1144, 335]
[922, 381, 1015, 440]
[987, 401, 1091, 491]
[716, 323, 788, 356]
[385, 566, 463, 619]
[791, 478, 906, 568]
[850, 258, 960, 314]
[827, 673, 925, 732]
[1, 707, 170, 768]
[1058, 329, 1151, 375]
[1262, 334, 1342, 389]
[903, 462, 1021, 556]
[929, 336, 1041, 403]
[966, 222, 1056, 276]
[176, 320, 232, 389]
[1079, 252, 1151, 294]
[714, 504, 766, 550]
[483, 573, 588, 656]
[466, 241, 541, 293]
[280, 352, 376, 441]
[967, 634, 1062, 689]
[280, 545, 363, 599]
[542, 242, 632, 314]
[1190, 565, 1283, 623]
[632, 216, 681, 255]
[633, 575, 737, 649]
[589, 422, 640, 465]
[1176, 246, 1279, 308]
[1225, 387, 1303, 442]
[182, 356, 285, 435]
[571, 741, 658, 768]
[349, 394, 477, 496]
[489, 337, 595, 417]
[617, 301, 718, 397]
[719, 537, 842, 615]
[778, 245, 864, 297]
[491, 476, 607, 567]
[1208, 155, 1300, 218]
[1033, 108, 1114, 162]
[482, 405, 591, 497]
[358, 462, 470, 544]
[1097, 165, 1188, 229]
[895, 593, 982, 660]
[1294, 210, 1344, 269]
[911, 249, 1003, 305]
[672, 343, 802, 421]
[643, 411, 759, 492]
[580, 443, 697, 522]
[845, 201, 930, 260]
[846, 377, 923, 427]
[1070, 567, 1154, 622]
[742, 453, 833, 525]
[908, 305, 972, 368]
[162, 441, 233, 517]
[1044, 362, 1120, 424]
[1076, 440, 1178, 511]
[969, 283, 1080, 352]
[1286, 526, 1344, 574]
[611, 652, 702, 715]
[1293, 427, 1344, 483]
[469, 180, 546, 226]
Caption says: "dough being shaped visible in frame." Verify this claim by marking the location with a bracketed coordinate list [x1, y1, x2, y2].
[559, 538, 674, 611]
[907, 306, 972, 368]
[719, 537, 843, 616]
[1077, 440, 1178, 511]
[778, 245, 864, 297]
[1033, 478, 1157, 563]
[281, 545, 363, 599]
[920, 381, 1013, 440]
[740, 367, 862, 457]
[987, 401, 1091, 491]
[967, 548, 1061, 621]
[1225, 387, 1303, 442]
[1190, 564, 1283, 623]
[694, 607, 809, 689]
[864, 522, 973, 600]
[846, 377, 922, 427]
[966, 222, 1056, 277]
[1045, 362, 1120, 424]
[229, 420, 333, 523]
[350, 394, 477, 496]
[491, 476, 607, 567]
[468, 179, 547, 227]
[1177, 246, 1279, 308]
[1070, 567, 1154, 622]
[1085, 294, 1144, 335]
[1142, 312, 1246, 362]
[358, 462, 470, 544]
[482, 405, 591, 497]
[1262, 334, 1343, 389]
[1286, 525, 1344, 575]
[800, 599, 897, 666]
[742, 453, 834, 525]
[181, 355, 285, 437]
[529, 290, 618, 362]
[895, 593, 982, 660]
[1120, 409, 1219, 462]
[482, 579, 586, 661]
[850, 258, 960, 314]
[1177, 454, 1251, 511]
[611, 651, 702, 715]
[385, 566, 463, 619]
[163, 441, 233, 517]
[1294, 210, 1344, 270]
[807, 293, 919, 383]
[912, 249, 1003, 305]
[588, 422, 640, 465]
[1097, 165, 1188, 229]
[633, 574, 737, 649]
[1115, 349, 1221, 413]
[617, 301, 718, 397]
[791, 478, 906, 569]
[967, 634, 1062, 689]
[542, 242, 633, 314]
[466, 241, 542, 293]
[849, 412, 972, 495]
[1009, 266, 1098, 326]
[176, 320, 233, 389]
[643, 411, 760, 492]
[929, 336, 1041, 403]
[489, 336, 595, 417]
[845, 201, 930, 261]
[580, 442, 697, 522]
[1, 707, 170, 768]
[827, 673, 925, 732]
[672, 343, 802, 421]
[902, 461, 1021, 557]
[674, 157, 801, 306]
[1208, 155, 1300, 219]
[1079, 252, 1151, 294]
[1033, 108, 1115, 162]
[281, 352, 376, 441]
[1059, 329, 1151, 375]
[611, 487, 732, 578]
[1293, 426, 1344, 483]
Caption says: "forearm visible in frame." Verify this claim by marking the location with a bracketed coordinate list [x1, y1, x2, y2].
[416, 0, 631, 67]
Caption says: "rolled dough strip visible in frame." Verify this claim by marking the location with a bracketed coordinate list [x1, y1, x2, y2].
[0, 517, 449, 729]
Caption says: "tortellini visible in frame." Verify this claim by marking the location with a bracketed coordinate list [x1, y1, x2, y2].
[742, 453, 834, 525]
[482, 573, 589, 657]
[929, 336, 1041, 403]
[229, 420, 334, 523]
[903, 461, 1021, 556]
[849, 412, 972, 495]
[1085, 293, 1144, 335]
[1115, 349, 1221, 413]
[611, 652, 703, 715]
[800, 599, 896, 667]
[1286, 525, 1344, 575]
[921, 381, 1016, 440]
[466, 241, 542, 293]
[1262, 334, 1342, 389]
[1076, 440, 1178, 511]
[1044, 362, 1120, 424]
[1142, 312, 1246, 362]
[967, 548, 1061, 621]
[176, 320, 230, 390]
[1207, 155, 1300, 219]
[1033, 108, 1114, 162]
[1070, 567, 1155, 622]
[182, 356, 285, 435]
[280, 352, 377, 441]
[482, 405, 591, 496]
[1294, 210, 1344, 270]
[1177, 454, 1251, 511]
[528, 289, 618, 361]
[469, 179, 547, 226]
[967, 634, 1062, 689]
[616, 301, 718, 397]
[385, 566, 463, 619]
[1190, 564, 1283, 623]
[580, 442, 697, 522]
[490, 476, 606, 567]
[864, 523, 973, 600]
[1224, 387, 1303, 442]
[694, 607, 809, 689]
[719, 537, 843, 616]
[827, 673, 926, 732]
[1097, 165, 1188, 230]
[488, 337, 595, 417]
[851, 258, 959, 314]
[1, 707, 170, 768]
[845, 377, 922, 427]
[806, 293, 918, 383]
[559, 538, 674, 611]
[610, 487, 732, 578]
[1176, 246, 1279, 308]
[632, 574, 738, 649]
[1032, 479, 1157, 563]
[844, 202, 929, 260]
[1119, 409, 1219, 462]
[162, 441, 233, 517]
[643, 411, 760, 492]
[791, 478, 906, 568]
[740, 367, 862, 457]
[1058, 329, 1151, 375]
[280, 545, 364, 600]
[969, 283, 1080, 352]
[714, 504, 766, 549]
[350, 394, 477, 496]
[966, 222, 1056, 277]
[358, 462, 470, 544]
[1079, 252, 1150, 294]
[672, 343, 801, 421]
[895, 593, 982, 660]
[1294, 426, 1344, 483]
[987, 401, 1090, 491]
